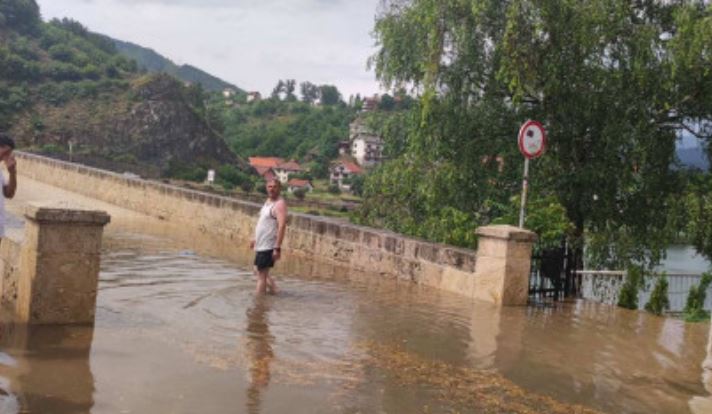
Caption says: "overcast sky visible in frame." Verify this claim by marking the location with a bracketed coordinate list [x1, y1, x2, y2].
[36, 0, 383, 98]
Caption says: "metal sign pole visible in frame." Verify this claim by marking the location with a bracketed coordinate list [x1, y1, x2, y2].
[519, 157, 529, 228]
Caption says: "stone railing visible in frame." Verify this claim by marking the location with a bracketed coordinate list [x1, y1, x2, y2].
[1, 203, 110, 324]
[15, 152, 537, 306]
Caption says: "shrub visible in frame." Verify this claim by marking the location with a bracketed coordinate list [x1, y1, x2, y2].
[39, 143, 65, 154]
[168, 163, 207, 182]
[618, 265, 644, 310]
[683, 272, 712, 322]
[48, 44, 76, 63]
[293, 188, 307, 200]
[644, 274, 670, 316]
[240, 180, 255, 194]
[328, 184, 341, 195]
[217, 164, 251, 188]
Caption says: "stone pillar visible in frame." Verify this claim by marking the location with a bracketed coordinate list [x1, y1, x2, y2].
[472, 225, 537, 306]
[15, 204, 110, 325]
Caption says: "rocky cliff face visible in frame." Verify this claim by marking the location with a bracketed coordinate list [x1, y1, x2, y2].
[11, 75, 246, 177]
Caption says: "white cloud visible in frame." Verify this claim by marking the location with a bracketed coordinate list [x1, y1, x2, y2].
[37, 0, 383, 98]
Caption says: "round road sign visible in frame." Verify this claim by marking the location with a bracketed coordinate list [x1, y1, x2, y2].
[518, 120, 547, 159]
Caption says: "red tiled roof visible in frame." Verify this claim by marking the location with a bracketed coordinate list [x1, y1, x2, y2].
[288, 178, 312, 187]
[253, 166, 270, 176]
[259, 169, 276, 181]
[249, 157, 284, 169]
[276, 160, 302, 171]
[341, 161, 363, 174]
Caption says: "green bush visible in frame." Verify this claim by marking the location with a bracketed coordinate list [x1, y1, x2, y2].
[240, 180, 255, 193]
[39, 143, 65, 154]
[328, 184, 341, 195]
[217, 164, 251, 188]
[618, 265, 644, 310]
[111, 153, 138, 164]
[293, 188, 307, 200]
[644, 274, 670, 316]
[168, 163, 207, 182]
[683, 272, 712, 322]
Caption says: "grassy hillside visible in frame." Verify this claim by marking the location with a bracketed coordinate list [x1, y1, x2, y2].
[0, 1, 245, 177]
[113, 37, 243, 93]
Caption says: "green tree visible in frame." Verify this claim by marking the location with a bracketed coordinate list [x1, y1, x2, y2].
[378, 94, 396, 111]
[271, 79, 284, 100]
[644, 274, 670, 316]
[285, 79, 297, 102]
[366, 0, 712, 263]
[618, 265, 644, 310]
[300, 81, 319, 104]
[0, 0, 41, 34]
[683, 273, 712, 322]
[319, 85, 341, 106]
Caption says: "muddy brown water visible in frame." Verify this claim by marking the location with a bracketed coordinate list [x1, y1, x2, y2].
[0, 220, 710, 414]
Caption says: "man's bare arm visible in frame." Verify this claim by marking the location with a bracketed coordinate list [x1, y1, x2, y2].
[274, 199, 288, 250]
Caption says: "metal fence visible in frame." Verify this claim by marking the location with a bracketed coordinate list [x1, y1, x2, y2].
[577, 270, 711, 312]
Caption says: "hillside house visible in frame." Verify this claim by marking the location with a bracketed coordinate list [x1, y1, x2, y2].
[330, 160, 363, 190]
[287, 178, 313, 193]
[362, 95, 380, 112]
[272, 160, 303, 184]
[248, 157, 303, 184]
[349, 118, 384, 167]
[247, 91, 262, 103]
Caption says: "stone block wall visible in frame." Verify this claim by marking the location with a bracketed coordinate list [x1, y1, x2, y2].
[0, 204, 110, 324]
[0, 237, 22, 308]
[15, 152, 536, 305]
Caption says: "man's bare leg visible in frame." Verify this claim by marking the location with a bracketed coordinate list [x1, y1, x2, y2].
[255, 267, 268, 295]
[265, 270, 278, 295]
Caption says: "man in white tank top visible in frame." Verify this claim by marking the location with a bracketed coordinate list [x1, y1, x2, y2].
[249, 178, 288, 295]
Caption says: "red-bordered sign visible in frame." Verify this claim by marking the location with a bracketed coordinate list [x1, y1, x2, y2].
[518, 120, 547, 159]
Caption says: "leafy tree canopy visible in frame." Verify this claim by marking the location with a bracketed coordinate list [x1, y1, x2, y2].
[363, 0, 712, 265]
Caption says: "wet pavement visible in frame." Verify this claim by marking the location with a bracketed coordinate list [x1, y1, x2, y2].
[0, 177, 710, 413]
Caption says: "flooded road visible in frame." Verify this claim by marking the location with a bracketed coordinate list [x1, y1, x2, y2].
[0, 226, 709, 414]
[0, 177, 710, 413]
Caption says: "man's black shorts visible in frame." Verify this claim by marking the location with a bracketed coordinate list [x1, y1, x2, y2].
[254, 250, 275, 271]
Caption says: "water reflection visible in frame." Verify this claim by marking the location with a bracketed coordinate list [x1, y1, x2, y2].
[245, 296, 275, 414]
[689, 323, 712, 414]
[0, 215, 709, 413]
[0, 323, 95, 414]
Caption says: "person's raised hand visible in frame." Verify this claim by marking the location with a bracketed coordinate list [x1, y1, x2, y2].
[5, 154, 16, 173]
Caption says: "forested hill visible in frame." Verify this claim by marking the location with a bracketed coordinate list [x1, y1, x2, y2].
[0, 0, 245, 177]
[112, 37, 242, 93]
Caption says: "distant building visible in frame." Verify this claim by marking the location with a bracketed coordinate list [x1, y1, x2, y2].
[362, 95, 380, 112]
[287, 178, 313, 193]
[272, 160, 303, 184]
[330, 160, 363, 190]
[248, 157, 302, 184]
[338, 141, 350, 156]
[222, 88, 237, 98]
[247, 91, 262, 103]
[348, 118, 384, 167]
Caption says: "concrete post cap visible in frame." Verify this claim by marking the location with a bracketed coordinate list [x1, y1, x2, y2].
[24, 203, 111, 225]
[475, 225, 537, 242]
